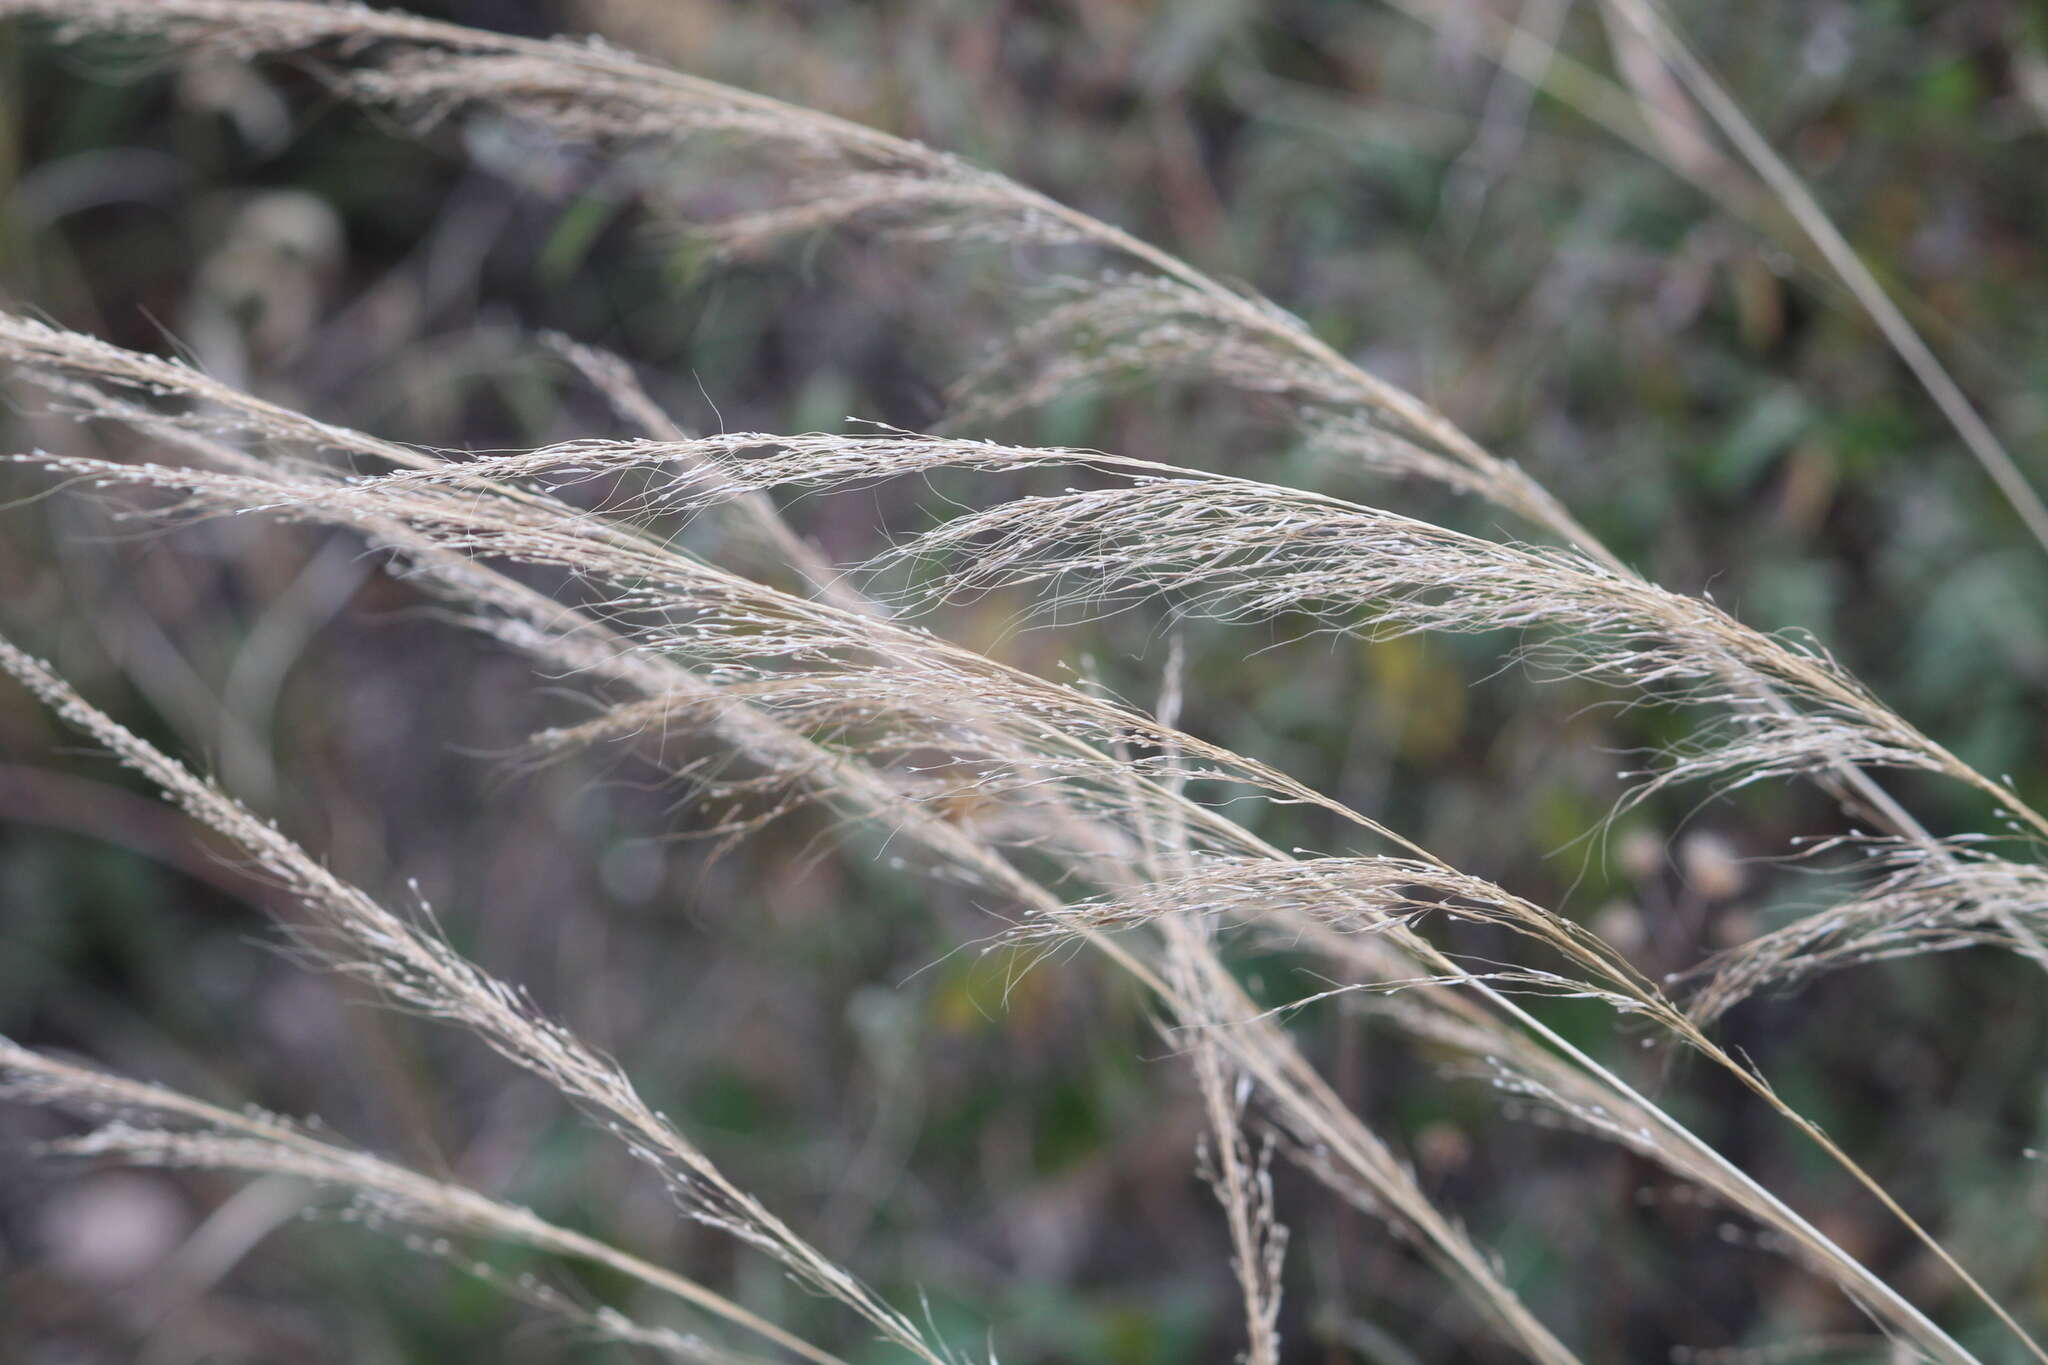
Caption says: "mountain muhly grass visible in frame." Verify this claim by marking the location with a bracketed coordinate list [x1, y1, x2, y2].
[1, 2, 2044, 1361]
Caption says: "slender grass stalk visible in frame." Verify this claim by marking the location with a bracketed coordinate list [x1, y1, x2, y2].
[1595, 0, 2048, 559]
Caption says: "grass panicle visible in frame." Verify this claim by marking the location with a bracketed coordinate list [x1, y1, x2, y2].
[3, 3, 2045, 1362]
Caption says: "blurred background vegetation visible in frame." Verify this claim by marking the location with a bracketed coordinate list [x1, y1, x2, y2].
[3, 1, 2047, 1361]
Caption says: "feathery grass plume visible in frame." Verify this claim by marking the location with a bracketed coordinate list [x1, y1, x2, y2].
[6, 450, 1424, 877]
[15, 0, 2039, 1043]
[6, 5, 2041, 1355]
[0, 312, 1056, 890]
[0, 637, 966, 1365]
[67, 422, 1996, 1056]
[1092, 0, 2048, 1014]
[2, 433, 2000, 1365]
[0, 619, 1571, 1365]
[836, 445, 2048, 999]
[890, 490, 1912, 793]
[880, 467, 2011, 805]
[0, 316, 1586, 1365]
[1684, 839, 2048, 1027]
[332, 432, 2048, 1358]
[0, 1039, 843, 1365]
[578, 431, 2044, 982]
[13, 0, 2035, 1004]
[854, 442, 2048, 1002]
[648, 0, 2048, 1008]
[12, 313, 2038, 1362]
[51, 327, 1949, 1365]
[634, 0, 2042, 996]
[0, 0, 1603, 554]
[253, 430, 2048, 852]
